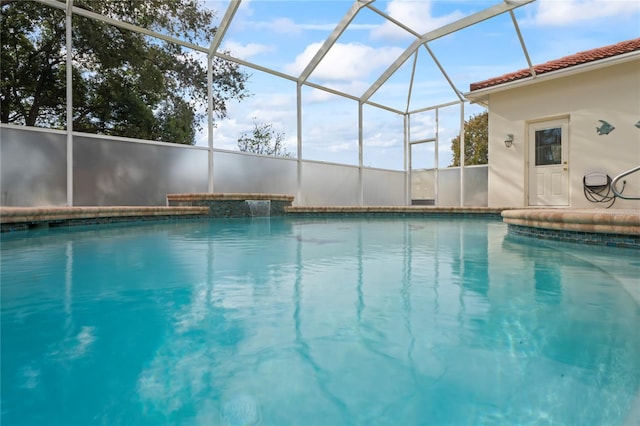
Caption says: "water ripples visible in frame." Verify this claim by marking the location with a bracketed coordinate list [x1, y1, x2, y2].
[2, 217, 639, 425]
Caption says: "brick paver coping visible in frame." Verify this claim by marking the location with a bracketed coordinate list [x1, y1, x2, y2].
[502, 209, 640, 235]
[0, 206, 209, 230]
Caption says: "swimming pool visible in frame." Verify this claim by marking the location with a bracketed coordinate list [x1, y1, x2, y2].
[2, 217, 639, 425]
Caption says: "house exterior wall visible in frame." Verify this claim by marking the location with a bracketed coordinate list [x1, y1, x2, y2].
[486, 59, 640, 208]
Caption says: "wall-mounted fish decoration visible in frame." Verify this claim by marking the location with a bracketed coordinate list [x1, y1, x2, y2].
[635, 120, 640, 129]
[596, 120, 615, 135]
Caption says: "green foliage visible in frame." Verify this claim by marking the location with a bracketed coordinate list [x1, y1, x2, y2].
[1, 2, 66, 128]
[238, 120, 293, 158]
[0, 0, 249, 144]
[450, 111, 488, 166]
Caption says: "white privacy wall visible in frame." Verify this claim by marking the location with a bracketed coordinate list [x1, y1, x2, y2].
[486, 59, 640, 209]
[0, 125, 412, 207]
[410, 167, 488, 207]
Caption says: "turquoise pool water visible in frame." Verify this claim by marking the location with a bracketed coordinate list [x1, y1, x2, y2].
[1, 217, 639, 425]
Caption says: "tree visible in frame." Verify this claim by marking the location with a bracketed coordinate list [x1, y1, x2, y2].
[238, 120, 294, 158]
[450, 111, 488, 166]
[0, 0, 249, 145]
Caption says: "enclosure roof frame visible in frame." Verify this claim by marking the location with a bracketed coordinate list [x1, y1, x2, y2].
[39, 0, 537, 117]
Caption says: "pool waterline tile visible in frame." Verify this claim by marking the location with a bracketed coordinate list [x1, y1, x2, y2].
[1, 199, 638, 249]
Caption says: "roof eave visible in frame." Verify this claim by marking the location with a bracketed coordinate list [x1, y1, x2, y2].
[464, 50, 640, 104]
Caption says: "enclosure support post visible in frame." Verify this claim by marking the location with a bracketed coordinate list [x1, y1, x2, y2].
[435, 107, 439, 205]
[207, 56, 214, 193]
[296, 83, 303, 206]
[66, 0, 73, 206]
[206, 1, 242, 194]
[358, 102, 364, 206]
[405, 114, 411, 206]
[459, 102, 465, 206]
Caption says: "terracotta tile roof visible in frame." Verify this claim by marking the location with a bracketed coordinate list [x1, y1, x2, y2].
[469, 38, 640, 91]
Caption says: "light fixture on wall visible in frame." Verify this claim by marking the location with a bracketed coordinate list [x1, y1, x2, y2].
[504, 134, 514, 148]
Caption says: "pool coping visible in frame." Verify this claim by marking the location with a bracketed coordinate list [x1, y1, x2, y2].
[501, 208, 640, 235]
[501, 208, 640, 249]
[0, 206, 210, 231]
[285, 206, 506, 215]
[0, 205, 506, 232]
[166, 193, 295, 202]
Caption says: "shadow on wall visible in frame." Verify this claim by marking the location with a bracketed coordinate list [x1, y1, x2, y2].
[73, 136, 208, 206]
[0, 127, 67, 206]
[489, 152, 524, 207]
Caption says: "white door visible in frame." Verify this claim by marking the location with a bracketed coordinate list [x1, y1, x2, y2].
[528, 119, 569, 206]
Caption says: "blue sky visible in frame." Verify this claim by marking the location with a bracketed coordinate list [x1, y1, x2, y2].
[195, 0, 640, 170]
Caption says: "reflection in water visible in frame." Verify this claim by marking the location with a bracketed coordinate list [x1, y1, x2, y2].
[1, 218, 638, 425]
[534, 261, 562, 304]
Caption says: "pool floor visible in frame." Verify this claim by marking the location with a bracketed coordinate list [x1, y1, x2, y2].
[1, 217, 639, 425]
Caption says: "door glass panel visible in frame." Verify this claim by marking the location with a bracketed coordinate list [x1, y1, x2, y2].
[535, 127, 562, 166]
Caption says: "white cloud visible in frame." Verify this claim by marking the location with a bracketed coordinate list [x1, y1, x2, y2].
[201, 117, 240, 150]
[307, 81, 371, 101]
[301, 23, 378, 31]
[245, 94, 297, 124]
[236, 0, 254, 17]
[306, 141, 353, 153]
[256, 19, 377, 34]
[197, 92, 297, 150]
[532, 0, 640, 26]
[285, 42, 404, 81]
[222, 40, 275, 59]
[364, 132, 401, 148]
[240, 15, 376, 35]
[239, 17, 377, 38]
[304, 88, 334, 103]
[371, 0, 465, 40]
[252, 17, 302, 34]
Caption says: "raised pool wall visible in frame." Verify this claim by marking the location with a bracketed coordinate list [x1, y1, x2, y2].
[501, 209, 640, 249]
[166, 193, 294, 217]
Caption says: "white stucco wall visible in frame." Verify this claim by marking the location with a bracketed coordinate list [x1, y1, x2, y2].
[485, 58, 640, 208]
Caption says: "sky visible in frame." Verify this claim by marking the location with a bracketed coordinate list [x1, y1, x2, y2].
[194, 0, 640, 170]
